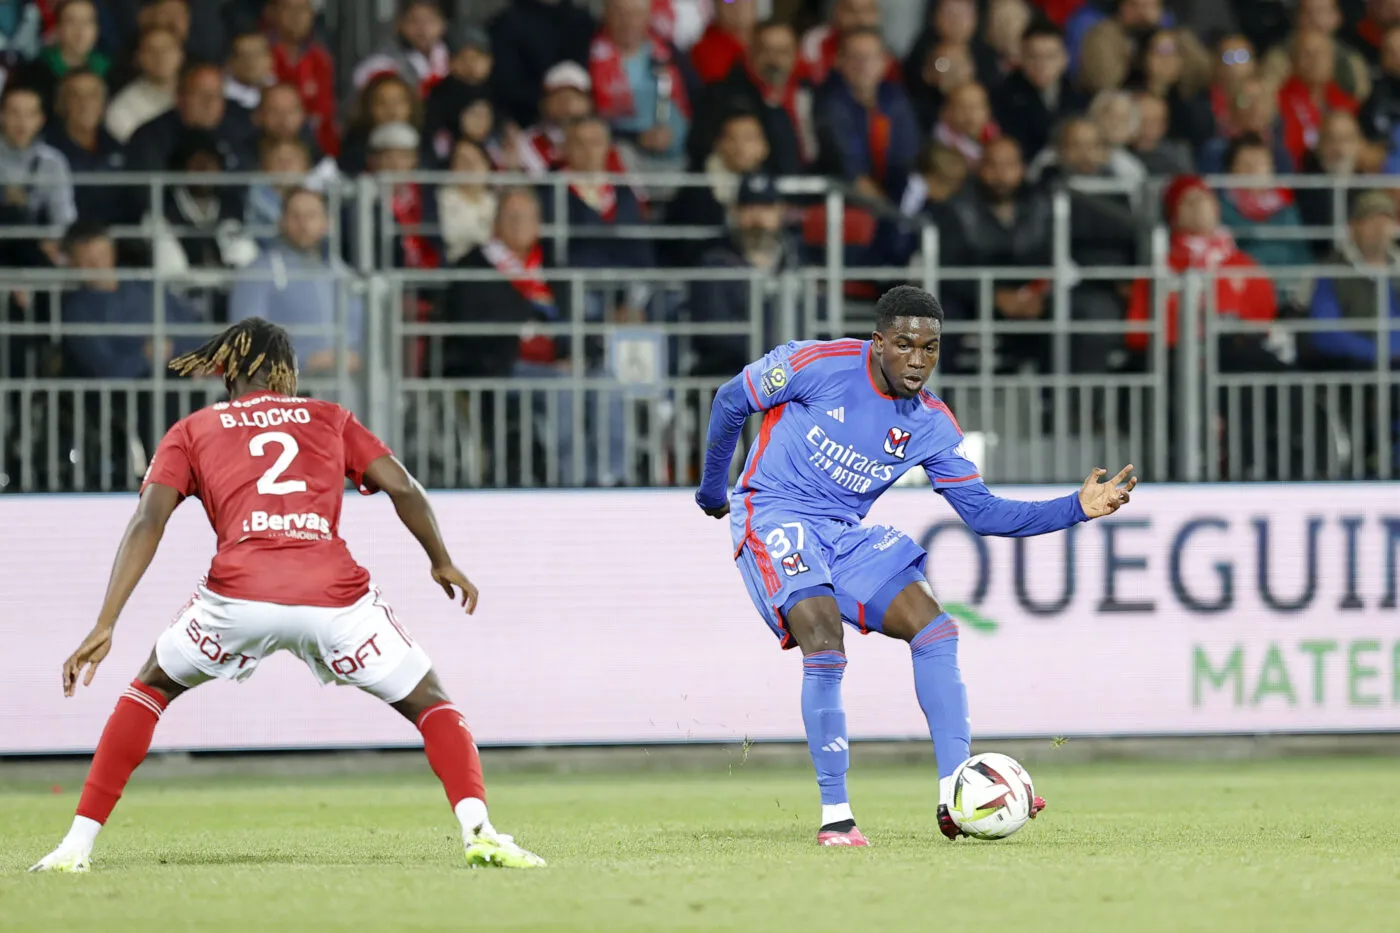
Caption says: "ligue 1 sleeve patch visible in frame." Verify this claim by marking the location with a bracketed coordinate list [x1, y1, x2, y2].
[760, 365, 788, 397]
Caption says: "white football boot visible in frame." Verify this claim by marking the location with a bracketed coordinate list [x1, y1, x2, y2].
[29, 843, 92, 873]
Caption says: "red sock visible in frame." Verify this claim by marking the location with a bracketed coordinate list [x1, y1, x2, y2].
[416, 702, 486, 808]
[76, 680, 168, 824]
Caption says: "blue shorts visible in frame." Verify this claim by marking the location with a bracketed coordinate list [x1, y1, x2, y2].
[731, 505, 928, 650]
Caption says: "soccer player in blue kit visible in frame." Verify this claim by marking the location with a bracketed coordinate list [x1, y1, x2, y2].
[695, 286, 1137, 846]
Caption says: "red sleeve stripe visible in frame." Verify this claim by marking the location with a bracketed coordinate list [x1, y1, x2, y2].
[791, 339, 862, 367]
[935, 473, 981, 484]
[926, 397, 963, 436]
[743, 369, 762, 407]
[791, 346, 863, 372]
[793, 337, 862, 354]
[741, 403, 786, 490]
[734, 405, 787, 569]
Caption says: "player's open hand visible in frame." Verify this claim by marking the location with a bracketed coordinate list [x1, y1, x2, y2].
[62, 625, 114, 697]
[432, 564, 479, 614]
[1078, 465, 1137, 519]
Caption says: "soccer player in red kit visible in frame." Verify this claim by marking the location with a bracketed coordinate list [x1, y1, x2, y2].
[30, 318, 545, 872]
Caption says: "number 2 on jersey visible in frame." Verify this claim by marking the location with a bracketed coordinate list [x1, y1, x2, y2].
[249, 431, 307, 495]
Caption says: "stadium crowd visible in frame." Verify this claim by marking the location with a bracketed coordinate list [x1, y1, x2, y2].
[0, 0, 1396, 486]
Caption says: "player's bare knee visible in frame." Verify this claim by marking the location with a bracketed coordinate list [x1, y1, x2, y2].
[389, 669, 451, 722]
[882, 582, 945, 643]
[785, 596, 845, 654]
[135, 651, 188, 703]
[801, 621, 844, 655]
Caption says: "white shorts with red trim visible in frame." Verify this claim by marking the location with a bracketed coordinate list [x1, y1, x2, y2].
[154, 584, 432, 703]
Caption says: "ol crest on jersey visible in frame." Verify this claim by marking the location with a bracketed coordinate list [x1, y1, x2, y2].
[781, 552, 810, 576]
[884, 427, 913, 459]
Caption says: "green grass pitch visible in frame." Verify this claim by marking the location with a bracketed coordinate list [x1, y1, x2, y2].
[2, 757, 1396, 932]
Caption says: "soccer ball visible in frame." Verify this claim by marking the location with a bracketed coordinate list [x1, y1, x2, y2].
[947, 752, 1036, 840]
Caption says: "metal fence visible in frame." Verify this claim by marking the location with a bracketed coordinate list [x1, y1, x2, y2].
[0, 171, 1395, 492]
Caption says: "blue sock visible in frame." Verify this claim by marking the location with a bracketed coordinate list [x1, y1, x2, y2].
[910, 614, 970, 779]
[801, 650, 849, 806]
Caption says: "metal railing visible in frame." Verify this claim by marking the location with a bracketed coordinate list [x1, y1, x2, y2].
[0, 172, 1395, 491]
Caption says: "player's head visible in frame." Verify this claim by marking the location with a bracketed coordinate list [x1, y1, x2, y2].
[871, 285, 943, 398]
[169, 317, 298, 398]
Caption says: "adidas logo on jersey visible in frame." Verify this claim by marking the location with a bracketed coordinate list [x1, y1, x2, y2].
[821, 737, 849, 752]
[826, 407, 845, 422]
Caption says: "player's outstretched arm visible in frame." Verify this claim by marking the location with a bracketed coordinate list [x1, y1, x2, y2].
[63, 483, 183, 695]
[363, 454, 479, 613]
[937, 465, 1137, 538]
[695, 373, 759, 518]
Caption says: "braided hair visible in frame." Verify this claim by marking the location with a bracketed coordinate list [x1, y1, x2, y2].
[169, 317, 298, 396]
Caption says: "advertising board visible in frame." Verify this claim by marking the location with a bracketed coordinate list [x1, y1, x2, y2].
[1, 486, 1395, 754]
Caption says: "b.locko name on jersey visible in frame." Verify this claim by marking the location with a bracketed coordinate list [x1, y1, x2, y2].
[218, 408, 313, 429]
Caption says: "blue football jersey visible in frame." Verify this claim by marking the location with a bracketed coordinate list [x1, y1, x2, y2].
[729, 339, 982, 526]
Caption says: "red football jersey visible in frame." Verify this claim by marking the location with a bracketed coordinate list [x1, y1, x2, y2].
[141, 391, 392, 607]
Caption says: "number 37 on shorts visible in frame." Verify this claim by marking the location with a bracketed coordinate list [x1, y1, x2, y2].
[732, 508, 928, 641]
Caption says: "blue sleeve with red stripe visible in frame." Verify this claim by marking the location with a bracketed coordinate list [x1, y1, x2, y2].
[697, 341, 860, 510]
[922, 401, 1087, 536]
[921, 397, 982, 490]
[939, 482, 1088, 537]
[738, 340, 863, 410]
[696, 374, 758, 510]
[923, 442, 984, 490]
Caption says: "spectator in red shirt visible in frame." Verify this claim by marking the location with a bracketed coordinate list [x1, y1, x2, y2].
[690, 0, 755, 85]
[512, 61, 640, 197]
[688, 19, 812, 174]
[1207, 34, 1256, 135]
[1347, 0, 1400, 67]
[1125, 174, 1277, 354]
[589, 0, 692, 165]
[267, 0, 339, 156]
[1265, 0, 1371, 100]
[515, 62, 594, 174]
[814, 27, 921, 201]
[1277, 28, 1358, 164]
